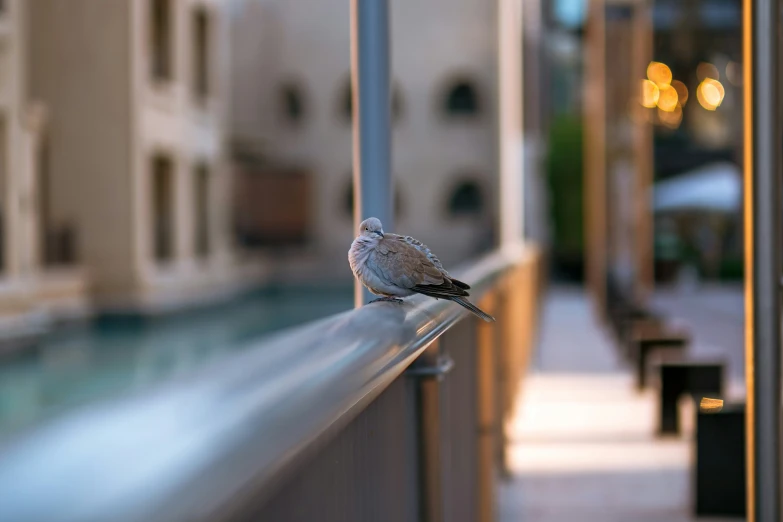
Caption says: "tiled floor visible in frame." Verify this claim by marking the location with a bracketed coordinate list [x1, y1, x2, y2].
[498, 288, 743, 522]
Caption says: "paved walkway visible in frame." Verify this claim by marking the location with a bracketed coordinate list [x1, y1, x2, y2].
[498, 287, 739, 522]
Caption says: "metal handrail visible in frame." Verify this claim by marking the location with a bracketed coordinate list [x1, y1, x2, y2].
[0, 244, 529, 522]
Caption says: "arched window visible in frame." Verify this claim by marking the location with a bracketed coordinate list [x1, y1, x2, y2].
[442, 78, 480, 116]
[279, 82, 306, 124]
[339, 76, 404, 123]
[343, 177, 404, 217]
[447, 179, 484, 217]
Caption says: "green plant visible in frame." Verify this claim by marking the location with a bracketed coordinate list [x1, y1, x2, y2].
[545, 114, 585, 258]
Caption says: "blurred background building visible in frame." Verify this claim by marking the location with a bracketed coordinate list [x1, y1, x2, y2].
[229, 0, 504, 283]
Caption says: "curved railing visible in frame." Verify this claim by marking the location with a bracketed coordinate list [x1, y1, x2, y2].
[0, 244, 540, 522]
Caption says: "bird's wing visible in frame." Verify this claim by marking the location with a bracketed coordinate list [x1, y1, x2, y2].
[370, 237, 444, 289]
[388, 234, 446, 271]
[371, 237, 469, 298]
[387, 233, 471, 290]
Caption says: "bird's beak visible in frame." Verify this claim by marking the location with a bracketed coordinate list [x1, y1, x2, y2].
[375, 231, 384, 238]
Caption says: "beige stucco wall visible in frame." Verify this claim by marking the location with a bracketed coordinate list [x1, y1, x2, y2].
[28, 0, 246, 311]
[28, 0, 135, 298]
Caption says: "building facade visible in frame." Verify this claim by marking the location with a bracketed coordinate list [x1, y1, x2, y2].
[230, 0, 500, 282]
[0, 0, 92, 339]
[27, 0, 261, 314]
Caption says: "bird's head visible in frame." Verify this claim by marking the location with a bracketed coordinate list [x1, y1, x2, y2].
[359, 217, 384, 239]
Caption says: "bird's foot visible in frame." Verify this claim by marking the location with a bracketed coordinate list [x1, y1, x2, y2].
[369, 297, 404, 304]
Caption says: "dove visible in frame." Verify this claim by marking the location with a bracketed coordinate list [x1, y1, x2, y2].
[348, 217, 495, 322]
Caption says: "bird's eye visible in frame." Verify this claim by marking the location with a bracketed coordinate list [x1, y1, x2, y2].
[365, 227, 368, 231]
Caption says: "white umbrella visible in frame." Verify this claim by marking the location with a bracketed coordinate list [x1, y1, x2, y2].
[653, 161, 741, 213]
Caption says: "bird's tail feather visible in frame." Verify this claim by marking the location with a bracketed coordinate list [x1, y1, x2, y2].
[450, 296, 495, 322]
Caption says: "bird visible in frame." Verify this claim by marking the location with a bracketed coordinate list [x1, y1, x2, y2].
[348, 217, 495, 322]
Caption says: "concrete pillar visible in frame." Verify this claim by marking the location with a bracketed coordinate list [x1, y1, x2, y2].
[498, 0, 525, 250]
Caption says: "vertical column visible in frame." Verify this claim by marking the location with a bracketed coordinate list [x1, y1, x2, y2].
[476, 292, 497, 522]
[21, 103, 48, 276]
[632, 1, 654, 301]
[415, 341, 444, 522]
[498, 0, 524, 250]
[350, 0, 393, 308]
[744, 0, 782, 520]
[584, 0, 607, 317]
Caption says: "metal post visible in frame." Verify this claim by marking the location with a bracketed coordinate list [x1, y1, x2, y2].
[476, 293, 497, 522]
[350, 0, 393, 308]
[744, 0, 782, 520]
[413, 340, 445, 522]
[498, 0, 524, 250]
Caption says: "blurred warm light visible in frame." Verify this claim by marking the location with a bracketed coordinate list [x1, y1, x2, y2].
[647, 61, 672, 87]
[697, 79, 724, 110]
[657, 103, 682, 129]
[656, 85, 678, 112]
[671, 80, 688, 107]
[705, 78, 725, 100]
[726, 61, 742, 86]
[640, 79, 660, 108]
[700, 397, 724, 413]
[696, 62, 719, 81]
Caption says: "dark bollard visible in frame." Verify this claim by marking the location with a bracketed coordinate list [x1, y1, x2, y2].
[634, 335, 688, 390]
[695, 402, 746, 517]
[658, 361, 724, 435]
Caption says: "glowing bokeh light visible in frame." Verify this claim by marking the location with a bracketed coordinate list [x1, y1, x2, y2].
[697, 81, 721, 110]
[696, 62, 719, 81]
[671, 80, 688, 107]
[647, 61, 672, 87]
[704, 78, 725, 102]
[726, 61, 742, 86]
[657, 85, 679, 112]
[640, 79, 660, 108]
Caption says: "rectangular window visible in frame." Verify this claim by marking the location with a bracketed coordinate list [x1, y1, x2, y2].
[194, 164, 210, 258]
[192, 8, 210, 100]
[152, 155, 175, 262]
[150, 0, 173, 82]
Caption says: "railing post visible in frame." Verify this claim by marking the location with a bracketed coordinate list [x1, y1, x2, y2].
[350, 0, 393, 308]
[476, 292, 498, 522]
[744, 0, 782, 520]
[412, 340, 445, 522]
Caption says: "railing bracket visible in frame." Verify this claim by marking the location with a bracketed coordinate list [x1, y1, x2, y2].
[406, 354, 455, 381]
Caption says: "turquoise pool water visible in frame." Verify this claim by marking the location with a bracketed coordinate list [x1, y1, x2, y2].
[0, 287, 354, 439]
